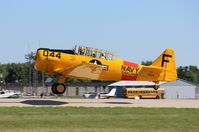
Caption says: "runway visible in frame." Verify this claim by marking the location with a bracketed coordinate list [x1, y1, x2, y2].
[0, 98, 199, 108]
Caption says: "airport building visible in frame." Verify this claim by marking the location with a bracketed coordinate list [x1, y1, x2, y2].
[161, 79, 196, 99]
[108, 79, 197, 99]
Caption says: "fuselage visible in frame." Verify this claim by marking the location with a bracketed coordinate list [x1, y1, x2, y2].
[34, 47, 177, 95]
[35, 48, 145, 81]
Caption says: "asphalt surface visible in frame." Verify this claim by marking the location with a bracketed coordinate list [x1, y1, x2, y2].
[0, 98, 199, 108]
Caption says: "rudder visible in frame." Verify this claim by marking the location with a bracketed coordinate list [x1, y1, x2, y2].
[151, 48, 177, 81]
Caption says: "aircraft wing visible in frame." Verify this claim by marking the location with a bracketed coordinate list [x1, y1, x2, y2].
[55, 63, 103, 80]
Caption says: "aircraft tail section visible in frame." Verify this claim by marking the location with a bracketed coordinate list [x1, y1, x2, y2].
[150, 48, 177, 81]
[106, 88, 116, 97]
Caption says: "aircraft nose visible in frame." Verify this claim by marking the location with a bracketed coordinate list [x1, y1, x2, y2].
[34, 48, 48, 71]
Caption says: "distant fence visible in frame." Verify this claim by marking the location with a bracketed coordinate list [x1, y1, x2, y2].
[0, 82, 114, 96]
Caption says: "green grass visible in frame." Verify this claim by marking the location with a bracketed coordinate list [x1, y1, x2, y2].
[0, 107, 199, 132]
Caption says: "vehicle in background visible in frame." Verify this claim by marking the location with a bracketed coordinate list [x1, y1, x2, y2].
[99, 88, 116, 99]
[123, 88, 164, 99]
[0, 90, 23, 98]
[83, 88, 116, 99]
[83, 92, 98, 99]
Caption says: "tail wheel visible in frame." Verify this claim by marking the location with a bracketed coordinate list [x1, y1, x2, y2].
[51, 83, 66, 95]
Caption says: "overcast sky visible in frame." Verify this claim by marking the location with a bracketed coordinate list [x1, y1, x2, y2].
[0, 0, 198, 67]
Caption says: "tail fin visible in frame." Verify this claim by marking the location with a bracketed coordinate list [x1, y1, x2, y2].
[151, 48, 177, 81]
[106, 88, 116, 97]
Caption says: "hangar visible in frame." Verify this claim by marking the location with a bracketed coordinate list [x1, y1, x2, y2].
[162, 79, 196, 99]
[108, 79, 197, 99]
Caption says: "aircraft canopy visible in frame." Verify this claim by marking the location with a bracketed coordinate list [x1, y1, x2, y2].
[74, 45, 117, 60]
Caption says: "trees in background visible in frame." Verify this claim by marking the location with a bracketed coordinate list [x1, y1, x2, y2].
[5, 63, 28, 83]
[0, 64, 7, 83]
[0, 52, 45, 85]
[141, 60, 152, 66]
[177, 65, 199, 84]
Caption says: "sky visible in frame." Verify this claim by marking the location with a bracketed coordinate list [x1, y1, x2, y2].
[0, 0, 198, 67]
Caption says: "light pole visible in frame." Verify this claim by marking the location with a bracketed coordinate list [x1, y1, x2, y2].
[25, 52, 36, 95]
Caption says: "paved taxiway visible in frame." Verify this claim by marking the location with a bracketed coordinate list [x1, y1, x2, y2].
[0, 98, 199, 108]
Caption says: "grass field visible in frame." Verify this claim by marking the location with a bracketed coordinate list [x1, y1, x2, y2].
[0, 107, 199, 132]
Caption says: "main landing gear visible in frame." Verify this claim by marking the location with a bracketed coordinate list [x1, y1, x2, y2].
[52, 83, 66, 94]
[51, 76, 66, 95]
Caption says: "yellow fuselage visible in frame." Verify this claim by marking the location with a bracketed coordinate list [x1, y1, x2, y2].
[35, 48, 177, 82]
[35, 48, 147, 81]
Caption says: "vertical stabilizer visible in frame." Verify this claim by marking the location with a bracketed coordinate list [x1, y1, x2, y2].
[106, 88, 116, 96]
[151, 48, 177, 81]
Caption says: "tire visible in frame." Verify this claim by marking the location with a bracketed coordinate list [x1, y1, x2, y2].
[51, 84, 58, 94]
[51, 83, 66, 95]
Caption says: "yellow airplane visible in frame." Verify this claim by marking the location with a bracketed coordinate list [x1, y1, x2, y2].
[34, 45, 177, 94]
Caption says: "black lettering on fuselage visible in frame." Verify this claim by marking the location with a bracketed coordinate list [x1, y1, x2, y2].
[42, 50, 61, 59]
[135, 68, 139, 74]
[161, 54, 172, 67]
[121, 65, 126, 71]
[121, 65, 140, 75]
[126, 66, 133, 73]
[43, 50, 48, 56]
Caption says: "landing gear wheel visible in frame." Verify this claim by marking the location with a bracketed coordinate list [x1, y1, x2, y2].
[51, 83, 66, 94]
[52, 84, 58, 94]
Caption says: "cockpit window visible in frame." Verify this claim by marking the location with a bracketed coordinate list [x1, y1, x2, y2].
[95, 51, 101, 58]
[74, 45, 117, 60]
[85, 48, 92, 56]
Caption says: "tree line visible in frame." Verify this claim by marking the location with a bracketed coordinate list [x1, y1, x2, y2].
[0, 58, 198, 85]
